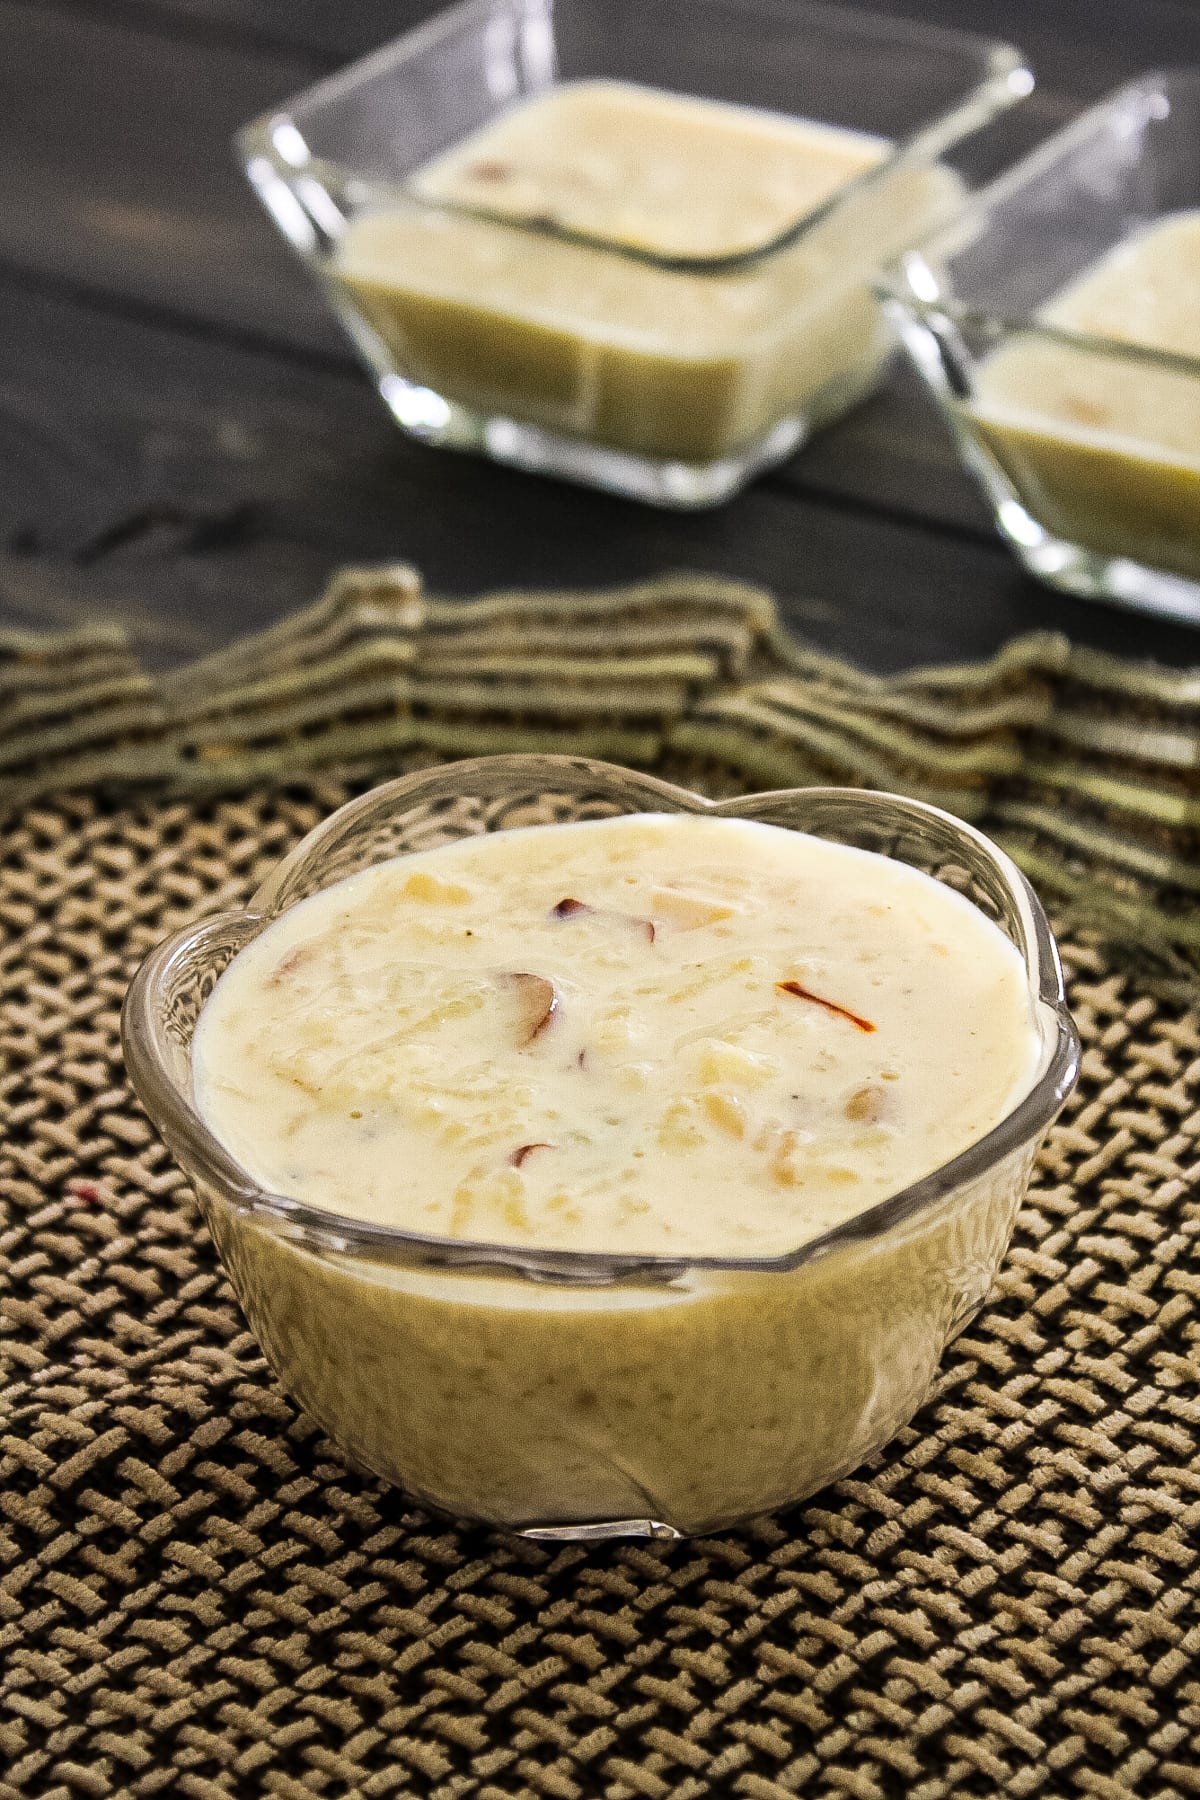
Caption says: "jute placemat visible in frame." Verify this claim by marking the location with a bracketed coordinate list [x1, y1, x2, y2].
[3, 566, 1200, 986]
[2, 572, 1198, 1798]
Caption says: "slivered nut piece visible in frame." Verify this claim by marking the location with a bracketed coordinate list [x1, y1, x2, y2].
[702, 1090, 748, 1138]
[693, 1039, 778, 1088]
[844, 1084, 888, 1123]
[402, 870, 473, 904]
[650, 888, 736, 931]
[658, 1099, 705, 1151]
[551, 897, 655, 942]
[509, 1142, 554, 1168]
[769, 1127, 812, 1188]
[501, 972, 559, 1045]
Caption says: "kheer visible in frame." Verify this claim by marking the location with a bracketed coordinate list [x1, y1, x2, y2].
[331, 82, 963, 464]
[195, 814, 1040, 1260]
[970, 211, 1200, 578]
[188, 813, 1046, 1533]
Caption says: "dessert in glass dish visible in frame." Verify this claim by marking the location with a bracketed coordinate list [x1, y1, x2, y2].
[238, 0, 1031, 505]
[125, 758, 1078, 1539]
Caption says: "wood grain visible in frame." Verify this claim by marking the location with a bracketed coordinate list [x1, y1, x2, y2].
[60, 0, 1200, 99]
[0, 0, 336, 350]
[4, 277, 1198, 673]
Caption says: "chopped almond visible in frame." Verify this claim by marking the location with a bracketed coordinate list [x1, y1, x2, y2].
[650, 888, 736, 931]
[702, 1090, 748, 1138]
[501, 972, 559, 1045]
[403, 870, 472, 905]
[550, 897, 654, 942]
[551, 897, 592, 920]
[844, 1084, 888, 1123]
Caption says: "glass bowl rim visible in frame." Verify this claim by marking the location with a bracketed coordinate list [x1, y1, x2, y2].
[877, 68, 1200, 375]
[236, 0, 1031, 276]
[122, 757, 1079, 1285]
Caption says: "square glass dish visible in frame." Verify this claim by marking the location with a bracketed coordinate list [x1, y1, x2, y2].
[881, 71, 1200, 625]
[237, 0, 1031, 508]
[123, 757, 1077, 1540]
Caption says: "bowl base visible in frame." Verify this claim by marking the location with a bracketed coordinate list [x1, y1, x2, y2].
[375, 373, 811, 507]
[998, 505, 1200, 624]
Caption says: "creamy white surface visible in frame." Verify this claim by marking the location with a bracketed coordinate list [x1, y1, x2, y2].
[194, 815, 1041, 1260]
[410, 81, 886, 260]
[975, 211, 1200, 461]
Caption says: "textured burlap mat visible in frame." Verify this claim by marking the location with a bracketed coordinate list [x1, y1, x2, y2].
[4, 566, 1200, 987]
[2, 573, 1198, 1798]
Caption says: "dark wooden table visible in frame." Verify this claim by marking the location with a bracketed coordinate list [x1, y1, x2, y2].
[4, 0, 1200, 674]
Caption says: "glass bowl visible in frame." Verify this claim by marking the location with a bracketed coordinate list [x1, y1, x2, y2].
[880, 70, 1200, 625]
[122, 757, 1078, 1540]
[236, 0, 1031, 508]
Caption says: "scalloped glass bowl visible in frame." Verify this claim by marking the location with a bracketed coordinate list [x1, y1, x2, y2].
[123, 757, 1078, 1539]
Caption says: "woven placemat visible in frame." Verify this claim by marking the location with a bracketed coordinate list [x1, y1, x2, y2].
[3, 566, 1200, 987]
[2, 574, 1199, 1799]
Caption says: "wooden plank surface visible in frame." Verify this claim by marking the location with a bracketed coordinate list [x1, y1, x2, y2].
[5, 277, 1200, 674]
[73, 0, 1200, 97]
[0, 0, 335, 350]
[2, 0, 1198, 675]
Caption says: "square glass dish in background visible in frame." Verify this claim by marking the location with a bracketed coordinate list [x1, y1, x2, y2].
[881, 72, 1200, 625]
[237, 0, 1031, 508]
